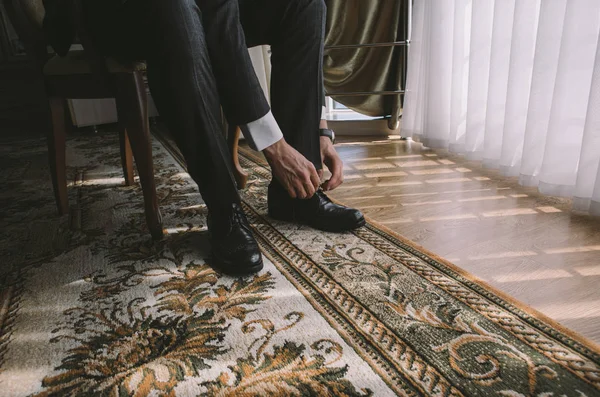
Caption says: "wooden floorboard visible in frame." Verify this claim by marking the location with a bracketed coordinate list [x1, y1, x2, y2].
[318, 136, 600, 344]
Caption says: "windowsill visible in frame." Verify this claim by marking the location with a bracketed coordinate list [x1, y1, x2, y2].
[328, 118, 400, 136]
[326, 112, 383, 121]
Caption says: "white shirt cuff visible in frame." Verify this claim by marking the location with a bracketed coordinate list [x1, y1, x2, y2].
[241, 107, 328, 152]
[241, 110, 284, 152]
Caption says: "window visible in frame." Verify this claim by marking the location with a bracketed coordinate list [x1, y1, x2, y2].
[324, 98, 380, 121]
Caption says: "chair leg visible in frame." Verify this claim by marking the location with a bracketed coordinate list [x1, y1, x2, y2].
[119, 127, 135, 186]
[227, 124, 248, 190]
[64, 99, 74, 135]
[116, 72, 163, 240]
[48, 97, 68, 215]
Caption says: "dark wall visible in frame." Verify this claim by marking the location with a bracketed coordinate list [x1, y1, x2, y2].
[0, 5, 47, 139]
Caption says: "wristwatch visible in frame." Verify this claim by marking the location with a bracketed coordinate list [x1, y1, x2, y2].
[319, 128, 336, 144]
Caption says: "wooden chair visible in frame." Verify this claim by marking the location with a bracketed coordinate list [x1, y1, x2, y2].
[227, 125, 248, 189]
[4, 0, 163, 239]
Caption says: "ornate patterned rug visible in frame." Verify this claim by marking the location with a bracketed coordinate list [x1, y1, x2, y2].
[0, 131, 599, 397]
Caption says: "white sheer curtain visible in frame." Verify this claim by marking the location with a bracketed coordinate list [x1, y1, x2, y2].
[403, 0, 600, 215]
[248, 46, 272, 100]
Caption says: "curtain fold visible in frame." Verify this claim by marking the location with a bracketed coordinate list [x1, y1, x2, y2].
[323, 0, 404, 117]
[248, 46, 271, 101]
[403, 0, 600, 215]
[249, 2, 407, 118]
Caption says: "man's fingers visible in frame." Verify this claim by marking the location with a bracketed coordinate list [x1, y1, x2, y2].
[331, 161, 344, 190]
[282, 178, 297, 199]
[323, 159, 344, 191]
[309, 166, 321, 191]
[286, 182, 297, 199]
[301, 171, 316, 198]
[294, 180, 308, 199]
[303, 181, 315, 198]
[327, 176, 343, 191]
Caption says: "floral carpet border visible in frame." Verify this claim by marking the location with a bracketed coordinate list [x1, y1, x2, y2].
[236, 144, 600, 360]
[232, 143, 600, 383]
[154, 131, 600, 393]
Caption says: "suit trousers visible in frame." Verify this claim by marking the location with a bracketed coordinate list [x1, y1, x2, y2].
[84, 0, 326, 212]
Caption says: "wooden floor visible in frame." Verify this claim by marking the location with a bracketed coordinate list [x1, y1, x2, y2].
[324, 136, 600, 345]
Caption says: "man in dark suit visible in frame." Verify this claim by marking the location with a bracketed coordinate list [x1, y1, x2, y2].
[44, 0, 365, 276]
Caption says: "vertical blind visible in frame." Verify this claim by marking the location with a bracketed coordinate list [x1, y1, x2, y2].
[403, 0, 600, 215]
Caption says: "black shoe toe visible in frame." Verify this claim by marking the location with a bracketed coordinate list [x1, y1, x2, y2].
[208, 204, 263, 277]
[347, 209, 366, 229]
[268, 184, 366, 233]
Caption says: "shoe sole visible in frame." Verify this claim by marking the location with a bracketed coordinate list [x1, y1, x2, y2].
[211, 257, 264, 277]
[317, 216, 366, 233]
[269, 211, 367, 233]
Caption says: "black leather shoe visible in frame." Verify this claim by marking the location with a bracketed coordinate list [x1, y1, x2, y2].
[268, 184, 366, 233]
[207, 203, 263, 276]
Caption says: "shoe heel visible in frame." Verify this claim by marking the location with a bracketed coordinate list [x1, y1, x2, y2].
[268, 204, 295, 222]
[267, 183, 296, 222]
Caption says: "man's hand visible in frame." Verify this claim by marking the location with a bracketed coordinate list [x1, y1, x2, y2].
[263, 139, 320, 199]
[320, 136, 344, 191]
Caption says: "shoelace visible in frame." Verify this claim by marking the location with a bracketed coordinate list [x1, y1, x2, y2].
[209, 205, 249, 236]
[232, 206, 253, 233]
[231, 208, 244, 224]
[316, 189, 332, 203]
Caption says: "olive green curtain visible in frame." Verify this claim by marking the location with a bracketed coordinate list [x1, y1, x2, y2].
[324, 0, 405, 117]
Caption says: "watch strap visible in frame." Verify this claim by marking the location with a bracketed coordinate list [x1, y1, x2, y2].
[319, 128, 336, 144]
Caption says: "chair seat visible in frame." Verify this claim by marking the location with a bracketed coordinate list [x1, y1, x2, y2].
[44, 51, 146, 76]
